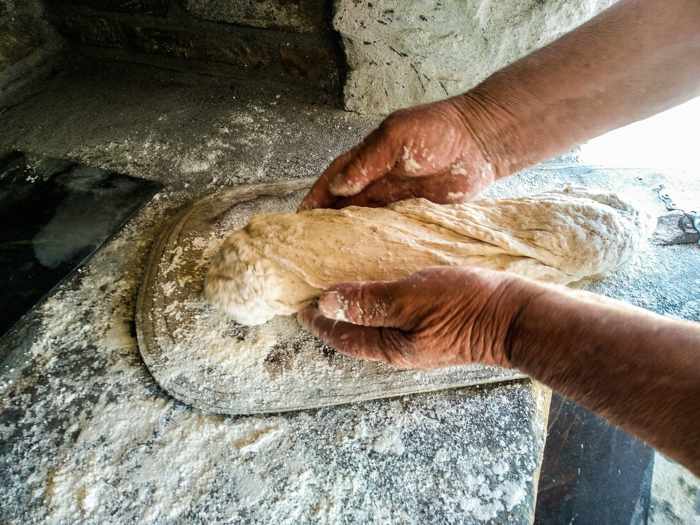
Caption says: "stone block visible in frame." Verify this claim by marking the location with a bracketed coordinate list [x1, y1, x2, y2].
[184, 0, 329, 33]
[335, 0, 616, 114]
[52, 12, 340, 91]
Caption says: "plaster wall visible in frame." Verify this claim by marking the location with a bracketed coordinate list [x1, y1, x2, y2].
[335, 0, 616, 114]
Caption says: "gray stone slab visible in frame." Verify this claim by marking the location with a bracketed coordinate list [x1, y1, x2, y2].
[0, 174, 549, 524]
[1, 64, 697, 523]
[649, 454, 700, 523]
[0, 63, 376, 191]
[0, 65, 550, 524]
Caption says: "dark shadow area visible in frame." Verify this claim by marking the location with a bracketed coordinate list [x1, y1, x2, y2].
[535, 393, 654, 524]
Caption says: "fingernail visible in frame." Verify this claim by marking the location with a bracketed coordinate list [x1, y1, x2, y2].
[318, 291, 349, 322]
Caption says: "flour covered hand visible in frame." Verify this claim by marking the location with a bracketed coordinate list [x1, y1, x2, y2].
[296, 0, 700, 477]
[297, 267, 531, 369]
[298, 99, 498, 210]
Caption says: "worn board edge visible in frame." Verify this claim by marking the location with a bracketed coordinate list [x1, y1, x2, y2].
[160, 372, 530, 416]
[135, 179, 527, 415]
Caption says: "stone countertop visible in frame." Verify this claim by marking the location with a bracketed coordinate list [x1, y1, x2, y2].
[0, 63, 697, 524]
[0, 231, 549, 523]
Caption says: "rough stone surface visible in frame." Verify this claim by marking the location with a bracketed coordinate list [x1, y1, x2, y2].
[649, 454, 700, 524]
[335, 0, 616, 114]
[0, 66, 550, 524]
[0, 0, 62, 97]
[48, 0, 169, 16]
[0, 1, 43, 68]
[0, 63, 372, 190]
[47, 2, 341, 95]
[1, 63, 699, 522]
[185, 0, 329, 33]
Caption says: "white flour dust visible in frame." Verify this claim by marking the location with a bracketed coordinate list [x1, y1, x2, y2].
[1, 188, 546, 524]
[144, 189, 525, 416]
[3, 169, 673, 523]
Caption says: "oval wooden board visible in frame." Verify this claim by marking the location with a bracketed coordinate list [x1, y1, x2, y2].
[136, 179, 525, 415]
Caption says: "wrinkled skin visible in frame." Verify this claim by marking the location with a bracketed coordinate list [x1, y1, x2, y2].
[298, 99, 495, 210]
[298, 267, 531, 369]
[293, 0, 700, 476]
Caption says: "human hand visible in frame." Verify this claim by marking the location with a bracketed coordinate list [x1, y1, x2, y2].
[298, 267, 536, 369]
[298, 98, 497, 210]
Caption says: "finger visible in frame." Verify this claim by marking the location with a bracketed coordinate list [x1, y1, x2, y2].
[337, 175, 420, 208]
[297, 305, 408, 365]
[298, 150, 354, 211]
[328, 125, 401, 198]
[340, 172, 484, 208]
[317, 281, 402, 327]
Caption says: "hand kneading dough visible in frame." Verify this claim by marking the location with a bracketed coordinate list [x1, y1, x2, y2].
[205, 189, 652, 325]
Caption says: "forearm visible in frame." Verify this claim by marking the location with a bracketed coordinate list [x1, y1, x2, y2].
[506, 283, 700, 474]
[457, 0, 700, 178]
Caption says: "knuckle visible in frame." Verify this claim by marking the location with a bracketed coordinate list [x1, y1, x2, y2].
[357, 285, 379, 319]
[346, 158, 369, 184]
[378, 113, 407, 142]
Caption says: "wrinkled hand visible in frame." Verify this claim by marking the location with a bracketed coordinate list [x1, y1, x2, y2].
[299, 98, 496, 210]
[298, 267, 536, 369]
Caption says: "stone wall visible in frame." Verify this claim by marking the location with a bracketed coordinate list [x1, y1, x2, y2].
[335, 0, 616, 114]
[44, 0, 342, 97]
[4, 1, 620, 112]
[0, 0, 62, 97]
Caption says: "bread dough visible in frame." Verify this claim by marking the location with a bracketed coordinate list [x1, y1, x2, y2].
[205, 189, 652, 325]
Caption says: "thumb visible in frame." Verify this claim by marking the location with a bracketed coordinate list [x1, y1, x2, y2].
[317, 281, 402, 327]
[328, 126, 400, 197]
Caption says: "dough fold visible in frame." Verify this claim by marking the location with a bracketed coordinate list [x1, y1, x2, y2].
[205, 190, 652, 325]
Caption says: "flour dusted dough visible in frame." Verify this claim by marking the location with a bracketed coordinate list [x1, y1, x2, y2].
[205, 189, 652, 325]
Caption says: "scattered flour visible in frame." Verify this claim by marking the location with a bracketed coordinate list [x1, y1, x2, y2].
[2, 164, 689, 524]
[141, 188, 522, 415]
[649, 454, 700, 524]
[0, 187, 546, 524]
[3, 70, 698, 523]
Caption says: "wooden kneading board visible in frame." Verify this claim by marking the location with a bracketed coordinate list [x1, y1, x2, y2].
[136, 179, 525, 415]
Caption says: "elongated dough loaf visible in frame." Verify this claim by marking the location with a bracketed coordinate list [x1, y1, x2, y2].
[205, 190, 652, 325]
